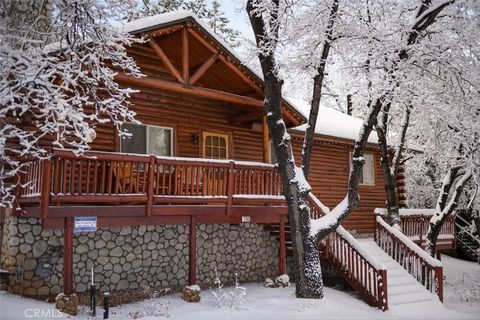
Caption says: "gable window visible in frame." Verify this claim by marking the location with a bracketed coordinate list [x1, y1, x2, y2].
[350, 152, 375, 186]
[121, 123, 173, 157]
[203, 132, 229, 159]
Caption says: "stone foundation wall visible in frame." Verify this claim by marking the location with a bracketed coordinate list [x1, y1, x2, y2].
[0, 216, 279, 296]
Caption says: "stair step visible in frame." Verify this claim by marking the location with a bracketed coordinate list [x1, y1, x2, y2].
[389, 292, 434, 305]
[389, 284, 426, 296]
[388, 276, 417, 287]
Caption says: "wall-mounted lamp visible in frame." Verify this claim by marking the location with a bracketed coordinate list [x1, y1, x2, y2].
[191, 133, 199, 144]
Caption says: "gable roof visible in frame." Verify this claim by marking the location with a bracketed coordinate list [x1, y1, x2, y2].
[287, 98, 379, 144]
[123, 10, 305, 127]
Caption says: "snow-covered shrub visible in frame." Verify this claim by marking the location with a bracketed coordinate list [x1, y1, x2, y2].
[275, 274, 290, 288]
[210, 267, 247, 310]
[129, 286, 171, 319]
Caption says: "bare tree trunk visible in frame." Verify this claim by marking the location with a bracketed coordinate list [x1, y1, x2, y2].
[426, 167, 472, 256]
[247, 0, 324, 299]
[301, 0, 339, 179]
[376, 105, 411, 229]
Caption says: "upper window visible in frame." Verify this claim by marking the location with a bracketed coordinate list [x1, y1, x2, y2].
[121, 123, 173, 157]
[350, 152, 375, 186]
[203, 132, 229, 159]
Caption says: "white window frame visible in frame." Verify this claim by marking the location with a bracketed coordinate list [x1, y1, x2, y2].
[120, 123, 174, 157]
[350, 151, 375, 186]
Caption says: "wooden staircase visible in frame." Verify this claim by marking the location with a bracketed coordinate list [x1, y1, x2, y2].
[456, 210, 480, 263]
[264, 194, 445, 312]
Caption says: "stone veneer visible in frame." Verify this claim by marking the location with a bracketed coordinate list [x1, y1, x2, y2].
[0, 215, 279, 296]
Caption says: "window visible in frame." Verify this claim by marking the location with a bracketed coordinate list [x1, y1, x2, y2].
[121, 123, 173, 156]
[350, 152, 375, 186]
[269, 140, 277, 164]
[203, 132, 229, 159]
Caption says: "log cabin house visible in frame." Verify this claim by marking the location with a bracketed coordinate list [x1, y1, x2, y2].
[0, 10, 454, 310]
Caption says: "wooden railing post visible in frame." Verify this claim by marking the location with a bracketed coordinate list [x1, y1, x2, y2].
[40, 158, 52, 219]
[145, 155, 156, 216]
[378, 269, 388, 311]
[225, 160, 235, 215]
[374, 214, 378, 243]
[434, 266, 443, 302]
[12, 169, 22, 216]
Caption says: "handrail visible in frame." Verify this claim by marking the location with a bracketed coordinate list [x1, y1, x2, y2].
[16, 149, 285, 217]
[374, 208, 455, 245]
[374, 214, 443, 301]
[308, 194, 388, 311]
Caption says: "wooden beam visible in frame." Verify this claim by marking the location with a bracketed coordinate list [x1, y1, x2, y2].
[147, 34, 185, 83]
[229, 111, 262, 123]
[148, 24, 183, 38]
[218, 55, 263, 96]
[262, 114, 270, 163]
[189, 27, 263, 96]
[115, 73, 264, 108]
[188, 27, 217, 53]
[182, 27, 189, 83]
[189, 53, 219, 85]
[63, 217, 74, 295]
[188, 215, 197, 285]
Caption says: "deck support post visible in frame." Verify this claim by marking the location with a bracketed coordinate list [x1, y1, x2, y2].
[63, 217, 74, 295]
[188, 215, 197, 285]
[279, 221, 286, 275]
[262, 115, 269, 163]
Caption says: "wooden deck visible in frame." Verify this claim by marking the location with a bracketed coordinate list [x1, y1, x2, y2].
[15, 149, 289, 226]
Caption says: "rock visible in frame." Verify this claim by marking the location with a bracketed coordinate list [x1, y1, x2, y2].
[19, 243, 31, 254]
[76, 244, 89, 254]
[117, 279, 129, 290]
[264, 278, 275, 288]
[18, 223, 32, 234]
[182, 285, 201, 302]
[275, 274, 290, 288]
[164, 229, 174, 240]
[56, 293, 78, 316]
[110, 247, 122, 257]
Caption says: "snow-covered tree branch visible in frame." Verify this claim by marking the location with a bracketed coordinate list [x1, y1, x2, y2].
[0, 0, 143, 208]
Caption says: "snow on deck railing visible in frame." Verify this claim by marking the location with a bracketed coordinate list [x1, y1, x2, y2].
[375, 215, 443, 301]
[308, 193, 388, 310]
[375, 215, 442, 267]
[374, 208, 435, 216]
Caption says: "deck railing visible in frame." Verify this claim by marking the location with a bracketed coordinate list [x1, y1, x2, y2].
[308, 195, 388, 311]
[374, 208, 455, 248]
[17, 149, 285, 217]
[374, 215, 443, 301]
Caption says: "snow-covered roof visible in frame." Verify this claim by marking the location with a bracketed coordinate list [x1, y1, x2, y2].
[287, 98, 379, 144]
[123, 10, 265, 82]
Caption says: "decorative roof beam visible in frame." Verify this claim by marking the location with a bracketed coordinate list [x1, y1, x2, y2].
[182, 27, 189, 83]
[190, 53, 219, 85]
[228, 111, 262, 123]
[147, 33, 185, 83]
[115, 73, 264, 108]
[188, 27, 263, 96]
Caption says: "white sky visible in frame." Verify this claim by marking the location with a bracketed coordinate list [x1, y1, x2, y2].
[217, 0, 255, 42]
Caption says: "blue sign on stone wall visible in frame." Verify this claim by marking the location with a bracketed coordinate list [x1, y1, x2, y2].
[74, 216, 97, 233]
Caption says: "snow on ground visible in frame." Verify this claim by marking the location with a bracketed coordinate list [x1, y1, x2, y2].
[0, 255, 478, 320]
[442, 254, 480, 313]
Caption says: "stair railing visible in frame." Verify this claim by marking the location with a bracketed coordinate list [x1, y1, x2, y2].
[455, 215, 480, 263]
[308, 194, 388, 311]
[374, 214, 444, 301]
